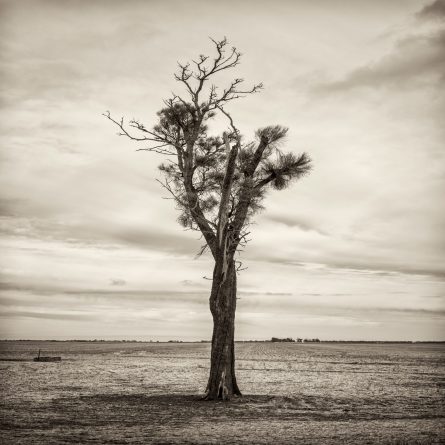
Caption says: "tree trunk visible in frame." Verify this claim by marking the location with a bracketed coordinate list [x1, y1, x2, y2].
[204, 259, 242, 400]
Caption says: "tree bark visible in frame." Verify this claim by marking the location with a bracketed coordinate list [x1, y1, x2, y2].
[204, 259, 241, 400]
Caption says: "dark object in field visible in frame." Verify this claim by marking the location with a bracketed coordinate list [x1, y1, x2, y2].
[33, 349, 61, 362]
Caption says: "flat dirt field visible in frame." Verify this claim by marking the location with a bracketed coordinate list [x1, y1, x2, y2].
[1, 341, 444, 444]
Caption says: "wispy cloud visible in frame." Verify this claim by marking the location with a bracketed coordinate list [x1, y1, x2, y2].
[0, 215, 201, 255]
[314, 28, 445, 92]
[417, 0, 445, 21]
[0, 281, 210, 303]
[247, 252, 445, 280]
[0, 310, 96, 321]
[265, 214, 328, 236]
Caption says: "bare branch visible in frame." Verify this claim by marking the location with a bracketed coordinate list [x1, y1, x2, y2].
[195, 243, 209, 258]
[171, 37, 262, 114]
[216, 106, 241, 143]
[104, 112, 162, 142]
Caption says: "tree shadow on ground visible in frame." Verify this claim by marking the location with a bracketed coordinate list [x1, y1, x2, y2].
[73, 393, 440, 423]
[3, 393, 443, 445]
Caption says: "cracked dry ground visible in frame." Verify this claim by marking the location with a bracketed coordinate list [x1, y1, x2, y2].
[1, 341, 444, 444]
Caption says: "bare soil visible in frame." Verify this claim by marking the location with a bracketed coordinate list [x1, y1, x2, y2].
[1, 341, 444, 444]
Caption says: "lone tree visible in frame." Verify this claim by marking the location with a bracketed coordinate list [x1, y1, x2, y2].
[104, 38, 312, 400]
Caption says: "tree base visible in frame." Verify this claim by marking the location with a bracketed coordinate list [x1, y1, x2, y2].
[201, 390, 242, 401]
[202, 372, 243, 401]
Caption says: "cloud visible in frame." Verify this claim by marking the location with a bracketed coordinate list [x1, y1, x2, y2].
[310, 259, 445, 280]
[0, 198, 27, 217]
[108, 226, 201, 255]
[0, 215, 201, 256]
[0, 0, 162, 108]
[258, 257, 445, 280]
[417, 0, 445, 21]
[0, 281, 295, 304]
[0, 281, 209, 303]
[180, 279, 207, 289]
[238, 291, 293, 297]
[265, 303, 445, 318]
[315, 28, 445, 92]
[265, 213, 327, 235]
[0, 310, 96, 321]
[2, 279, 443, 330]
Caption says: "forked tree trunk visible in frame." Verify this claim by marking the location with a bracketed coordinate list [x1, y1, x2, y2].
[204, 259, 242, 400]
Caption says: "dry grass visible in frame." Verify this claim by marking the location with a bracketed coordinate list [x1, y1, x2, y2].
[1, 341, 444, 444]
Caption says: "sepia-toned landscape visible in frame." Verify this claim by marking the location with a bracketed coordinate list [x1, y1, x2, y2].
[1, 341, 444, 444]
[1, 0, 444, 443]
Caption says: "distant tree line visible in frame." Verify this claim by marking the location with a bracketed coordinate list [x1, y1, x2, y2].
[270, 337, 321, 343]
[271, 337, 295, 342]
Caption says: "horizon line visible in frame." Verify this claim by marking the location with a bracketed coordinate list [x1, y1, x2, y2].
[1, 339, 444, 343]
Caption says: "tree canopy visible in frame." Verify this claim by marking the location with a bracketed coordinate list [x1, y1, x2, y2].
[104, 37, 311, 262]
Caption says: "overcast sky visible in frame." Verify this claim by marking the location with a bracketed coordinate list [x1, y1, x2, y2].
[0, 0, 444, 341]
